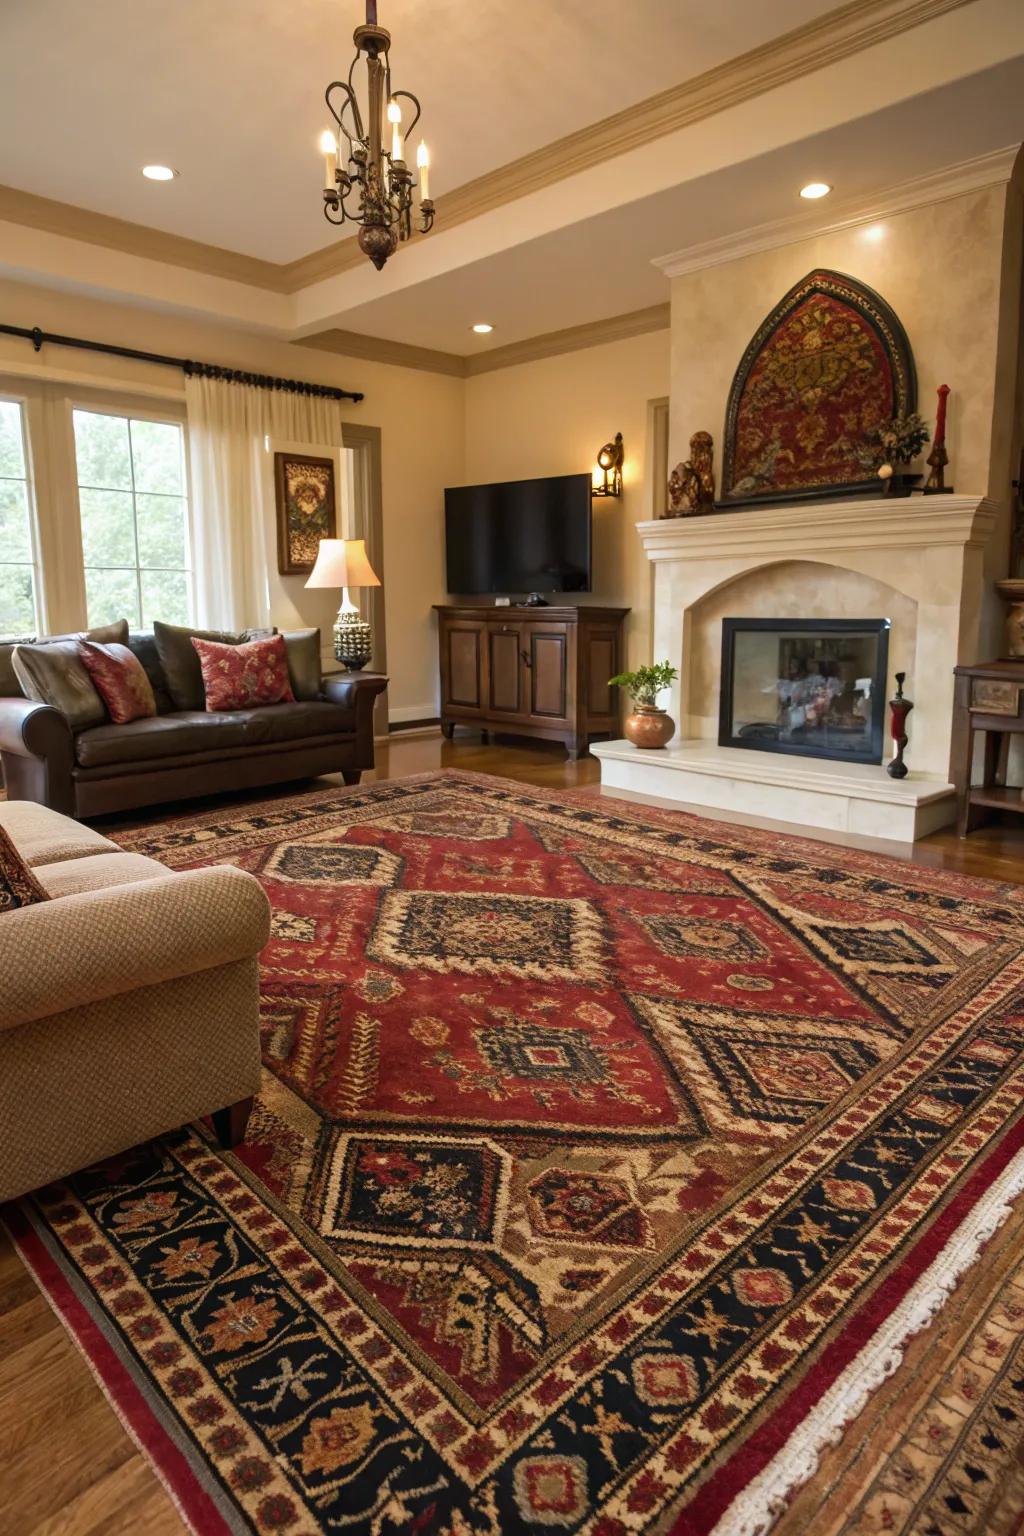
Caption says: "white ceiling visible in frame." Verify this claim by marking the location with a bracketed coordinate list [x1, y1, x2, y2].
[0, 0, 846, 263]
[322, 58, 1024, 355]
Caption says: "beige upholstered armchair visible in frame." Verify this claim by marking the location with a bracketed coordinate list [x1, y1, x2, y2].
[0, 800, 270, 1202]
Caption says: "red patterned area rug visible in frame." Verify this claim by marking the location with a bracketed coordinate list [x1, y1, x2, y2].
[8, 770, 1024, 1536]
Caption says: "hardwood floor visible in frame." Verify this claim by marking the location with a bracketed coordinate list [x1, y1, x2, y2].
[3, 728, 1023, 1535]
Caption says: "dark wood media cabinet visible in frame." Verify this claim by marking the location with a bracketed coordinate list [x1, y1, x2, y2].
[435, 605, 629, 758]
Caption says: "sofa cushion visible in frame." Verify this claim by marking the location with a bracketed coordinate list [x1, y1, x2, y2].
[283, 629, 322, 702]
[74, 711, 252, 768]
[1, 621, 129, 700]
[192, 634, 295, 712]
[0, 823, 48, 913]
[32, 850, 171, 898]
[240, 699, 356, 745]
[79, 641, 157, 723]
[0, 799, 119, 865]
[126, 631, 176, 714]
[0, 638, 33, 698]
[154, 621, 275, 711]
[13, 641, 108, 731]
[73, 700, 357, 769]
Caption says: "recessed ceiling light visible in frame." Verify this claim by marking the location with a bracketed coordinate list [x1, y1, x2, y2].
[142, 164, 177, 181]
[799, 181, 832, 200]
[471, 323, 494, 334]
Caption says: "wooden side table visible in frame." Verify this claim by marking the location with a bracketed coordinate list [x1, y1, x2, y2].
[952, 659, 1024, 836]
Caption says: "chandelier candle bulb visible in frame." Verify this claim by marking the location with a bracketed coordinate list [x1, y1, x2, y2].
[417, 141, 429, 200]
[319, 129, 338, 190]
[387, 100, 404, 162]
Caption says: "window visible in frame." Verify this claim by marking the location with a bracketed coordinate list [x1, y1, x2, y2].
[0, 399, 38, 635]
[72, 409, 192, 629]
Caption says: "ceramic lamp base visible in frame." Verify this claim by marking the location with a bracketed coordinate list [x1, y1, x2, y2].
[333, 607, 373, 671]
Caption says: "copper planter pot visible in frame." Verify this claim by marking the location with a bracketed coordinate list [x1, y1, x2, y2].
[624, 706, 674, 749]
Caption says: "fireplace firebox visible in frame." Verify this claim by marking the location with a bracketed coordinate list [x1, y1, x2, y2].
[719, 618, 890, 764]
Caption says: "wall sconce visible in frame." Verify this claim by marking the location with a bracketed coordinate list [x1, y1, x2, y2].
[592, 432, 624, 497]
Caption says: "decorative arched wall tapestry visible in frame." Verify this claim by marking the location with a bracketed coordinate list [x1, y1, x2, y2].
[720, 268, 916, 507]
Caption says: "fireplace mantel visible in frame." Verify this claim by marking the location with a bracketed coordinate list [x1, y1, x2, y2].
[593, 494, 998, 842]
[637, 494, 997, 563]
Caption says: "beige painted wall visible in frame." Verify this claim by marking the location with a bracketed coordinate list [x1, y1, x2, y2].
[0, 276, 464, 719]
[462, 330, 670, 672]
[669, 180, 1022, 657]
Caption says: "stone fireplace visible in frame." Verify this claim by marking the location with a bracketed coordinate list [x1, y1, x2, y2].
[593, 494, 997, 842]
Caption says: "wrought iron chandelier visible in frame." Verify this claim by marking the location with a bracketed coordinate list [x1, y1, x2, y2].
[318, 0, 434, 271]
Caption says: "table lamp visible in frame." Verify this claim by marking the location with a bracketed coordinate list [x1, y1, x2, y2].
[305, 538, 381, 670]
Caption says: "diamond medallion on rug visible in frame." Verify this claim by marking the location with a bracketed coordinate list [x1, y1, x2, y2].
[7, 771, 1024, 1536]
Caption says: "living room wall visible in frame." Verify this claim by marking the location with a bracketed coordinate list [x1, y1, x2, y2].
[0, 275, 464, 721]
[462, 328, 670, 673]
[668, 174, 1024, 655]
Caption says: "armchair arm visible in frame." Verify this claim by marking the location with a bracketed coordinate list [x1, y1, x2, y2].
[322, 672, 388, 763]
[0, 698, 74, 814]
[0, 865, 271, 1032]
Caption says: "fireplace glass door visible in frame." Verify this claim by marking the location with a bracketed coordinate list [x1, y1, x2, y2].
[719, 618, 890, 764]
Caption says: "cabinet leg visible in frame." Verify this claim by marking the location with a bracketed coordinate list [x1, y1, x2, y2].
[440, 721, 455, 740]
[342, 770, 361, 786]
[567, 740, 590, 761]
[211, 1096, 254, 1149]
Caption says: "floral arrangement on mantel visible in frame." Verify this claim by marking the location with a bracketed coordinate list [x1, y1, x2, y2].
[608, 661, 679, 749]
[861, 411, 930, 494]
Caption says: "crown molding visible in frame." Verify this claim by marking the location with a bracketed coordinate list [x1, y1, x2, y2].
[0, 183, 288, 292]
[296, 303, 671, 379]
[463, 305, 671, 376]
[284, 0, 973, 290]
[0, 0, 972, 297]
[297, 328, 466, 376]
[653, 144, 1020, 278]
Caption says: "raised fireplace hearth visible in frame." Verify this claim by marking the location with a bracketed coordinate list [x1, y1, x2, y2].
[593, 494, 997, 842]
[720, 617, 890, 765]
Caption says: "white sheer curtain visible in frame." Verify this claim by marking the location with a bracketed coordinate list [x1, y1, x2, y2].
[185, 374, 345, 630]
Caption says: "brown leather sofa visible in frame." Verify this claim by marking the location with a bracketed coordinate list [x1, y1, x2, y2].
[0, 621, 386, 817]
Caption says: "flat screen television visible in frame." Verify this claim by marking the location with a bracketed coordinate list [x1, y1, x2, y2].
[445, 473, 591, 596]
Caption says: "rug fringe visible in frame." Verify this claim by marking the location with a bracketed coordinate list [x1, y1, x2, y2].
[711, 1143, 1024, 1536]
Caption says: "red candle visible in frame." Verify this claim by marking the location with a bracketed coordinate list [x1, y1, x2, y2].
[934, 384, 950, 448]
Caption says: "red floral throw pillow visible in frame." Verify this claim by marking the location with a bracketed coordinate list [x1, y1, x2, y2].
[191, 634, 295, 712]
[78, 640, 157, 724]
[0, 824, 47, 915]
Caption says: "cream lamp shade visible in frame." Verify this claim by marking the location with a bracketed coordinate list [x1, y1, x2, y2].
[304, 538, 381, 590]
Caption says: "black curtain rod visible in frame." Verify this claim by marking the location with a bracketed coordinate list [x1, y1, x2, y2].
[0, 323, 364, 403]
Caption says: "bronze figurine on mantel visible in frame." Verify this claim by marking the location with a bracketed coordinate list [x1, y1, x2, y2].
[666, 431, 715, 516]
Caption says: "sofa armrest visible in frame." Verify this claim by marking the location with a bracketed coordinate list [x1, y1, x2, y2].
[322, 672, 388, 761]
[0, 697, 75, 813]
[0, 865, 270, 1032]
[0, 697, 72, 758]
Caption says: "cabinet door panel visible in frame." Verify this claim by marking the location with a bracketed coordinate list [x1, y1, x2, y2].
[488, 629, 521, 713]
[587, 634, 617, 719]
[446, 626, 483, 708]
[529, 628, 569, 719]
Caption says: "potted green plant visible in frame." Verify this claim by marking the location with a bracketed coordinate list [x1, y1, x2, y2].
[863, 411, 930, 496]
[608, 661, 678, 748]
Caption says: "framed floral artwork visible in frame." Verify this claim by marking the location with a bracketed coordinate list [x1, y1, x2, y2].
[720, 269, 916, 508]
[274, 452, 337, 574]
